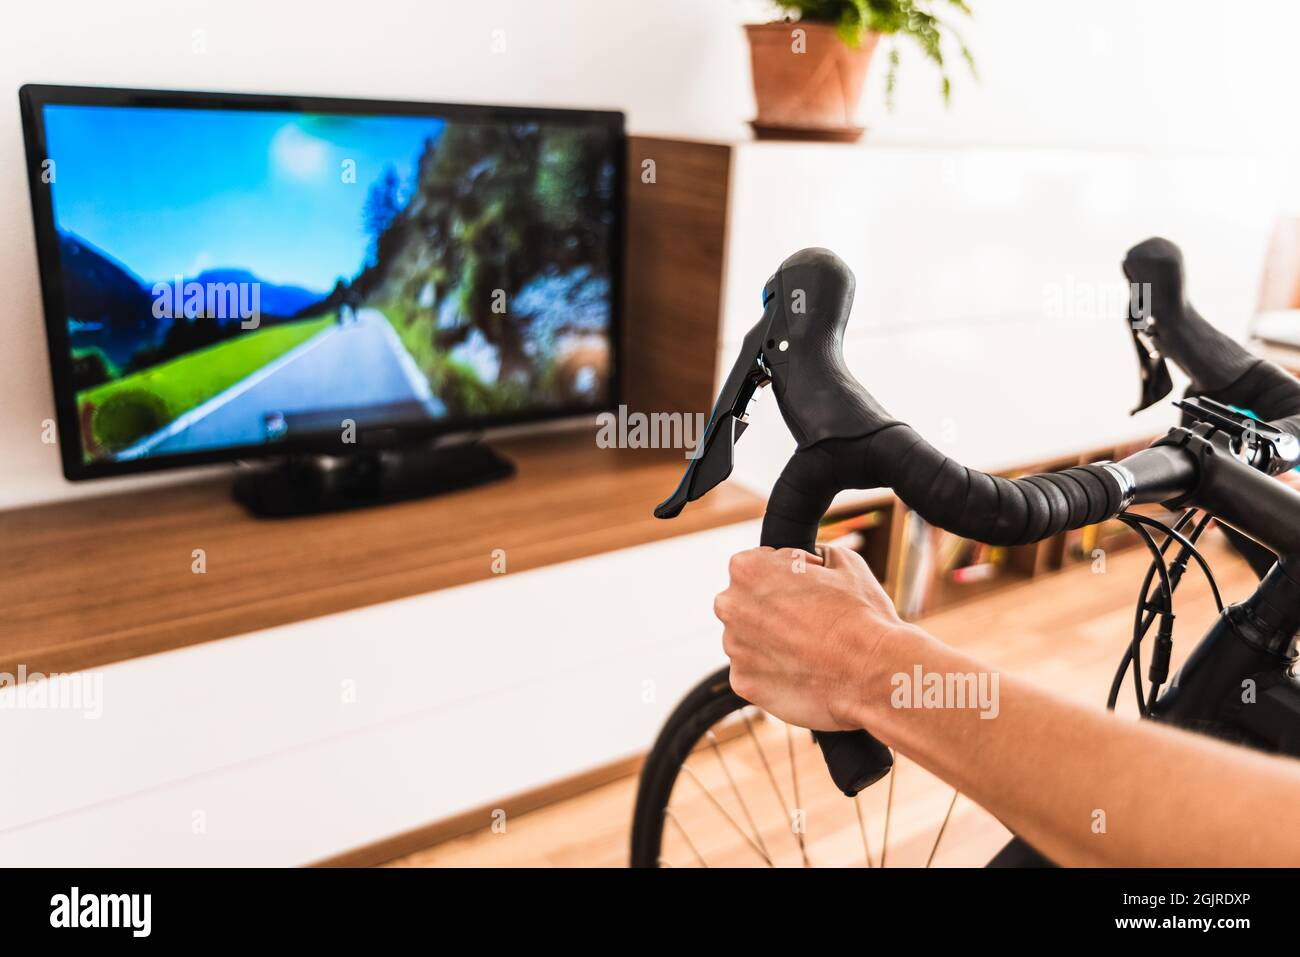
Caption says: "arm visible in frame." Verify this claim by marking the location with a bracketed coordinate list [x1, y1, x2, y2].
[716, 544, 1300, 867]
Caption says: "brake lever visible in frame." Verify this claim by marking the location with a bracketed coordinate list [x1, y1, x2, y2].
[653, 286, 778, 519]
[1122, 253, 1174, 414]
[1127, 317, 1173, 415]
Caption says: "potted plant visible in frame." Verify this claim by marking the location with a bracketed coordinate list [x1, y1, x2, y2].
[746, 0, 976, 140]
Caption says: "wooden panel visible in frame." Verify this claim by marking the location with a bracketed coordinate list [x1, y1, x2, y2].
[622, 136, 732, 416]
[0, 430, 763, 677]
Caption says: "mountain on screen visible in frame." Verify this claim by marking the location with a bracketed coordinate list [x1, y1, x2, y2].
[58, 232, 156, 369]
[187, 269, 324, 318]
[58, 231, 328, 372]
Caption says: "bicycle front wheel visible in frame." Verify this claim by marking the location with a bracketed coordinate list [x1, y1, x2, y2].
[630, 666, 1007, 868]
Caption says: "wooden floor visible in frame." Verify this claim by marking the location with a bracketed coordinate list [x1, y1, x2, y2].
[387, 531, 1255, 868]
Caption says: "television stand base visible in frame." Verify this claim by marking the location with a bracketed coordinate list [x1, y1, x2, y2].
[232, 440, 515, 518]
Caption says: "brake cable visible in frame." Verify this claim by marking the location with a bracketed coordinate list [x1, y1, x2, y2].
[1106, 509, 1223, 716]
[1140, 512, 1216, 710]
[1116, 515, 1176, 717]
[1124, 511, 1223, 613]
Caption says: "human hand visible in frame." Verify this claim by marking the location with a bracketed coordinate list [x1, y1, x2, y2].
[714, 544, 915, 732]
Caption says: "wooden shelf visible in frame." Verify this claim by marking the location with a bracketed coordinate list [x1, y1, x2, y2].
[2, 419, 1172, 672]
[0, 429, 764, 677]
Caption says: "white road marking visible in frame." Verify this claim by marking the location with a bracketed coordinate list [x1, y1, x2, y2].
[116, 323, 340, 460]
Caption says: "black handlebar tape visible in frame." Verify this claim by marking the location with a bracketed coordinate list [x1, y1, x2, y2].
[1125, 237, 1300, 440]
[765, 430, 1127, 553]
[864, 427, 1126, 545]
[759, 456, 894, 797]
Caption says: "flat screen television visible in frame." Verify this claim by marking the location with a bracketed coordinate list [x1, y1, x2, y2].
[20, 84, 624, 489]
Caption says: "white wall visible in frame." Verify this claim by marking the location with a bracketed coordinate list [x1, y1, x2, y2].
[3, 0, 1300, 508]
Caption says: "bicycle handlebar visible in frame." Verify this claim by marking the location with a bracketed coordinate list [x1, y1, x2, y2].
[657, 248, 1138, 795]
[764, 432, 1128, 555]
[654, 243, 1300, 797]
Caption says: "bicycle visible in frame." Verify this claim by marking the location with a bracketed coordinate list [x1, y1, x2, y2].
[629, 238, 1300, 868]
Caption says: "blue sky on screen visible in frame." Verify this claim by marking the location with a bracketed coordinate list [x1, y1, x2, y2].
[42, 105, 447, 291]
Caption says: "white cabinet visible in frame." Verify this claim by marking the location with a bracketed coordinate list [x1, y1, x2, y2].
[0, 520, 761, 866]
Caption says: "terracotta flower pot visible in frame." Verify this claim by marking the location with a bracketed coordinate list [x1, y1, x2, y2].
[745, 21, 879, 140]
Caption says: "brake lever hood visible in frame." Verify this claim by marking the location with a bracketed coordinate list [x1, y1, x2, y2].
[655, 248, 897, 519]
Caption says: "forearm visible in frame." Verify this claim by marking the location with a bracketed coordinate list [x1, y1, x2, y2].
[849, 621, 1300, 867]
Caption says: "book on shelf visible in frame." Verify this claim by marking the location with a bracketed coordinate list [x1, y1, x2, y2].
[896, 511, 935, 619]
[817, 508, 886, 561]
[822, 530, 867, 551]
[895, 515, 1018, 617]
[1065, 523, 1101, 560]
[952, 562, 997, 585]
[818, 508, 886, 542]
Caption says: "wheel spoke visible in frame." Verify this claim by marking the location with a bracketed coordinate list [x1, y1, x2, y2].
[853, 792, 875, 868]
[706, 730, 772, 862]
[880, 749, 896, 868]
[681, 763, 773, 866]
[743, 712, 809, 867]
[785, 723, 810, 867]
[926, 790, 960, 868]
[663, 808, 707, 868]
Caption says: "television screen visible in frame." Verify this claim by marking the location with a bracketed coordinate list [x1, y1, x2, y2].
[21, 86, 622, 478]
